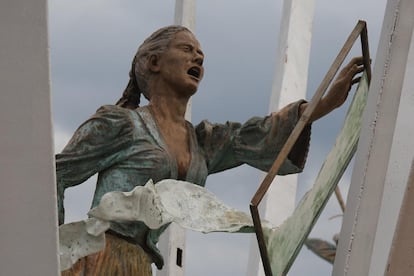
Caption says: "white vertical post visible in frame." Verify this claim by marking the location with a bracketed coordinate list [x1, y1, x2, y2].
[370, 29, 414, 276]
[157, 1, 196, 276]
[385, 160, 414, 276]
[246, 1, 315, 275]
[174, 0, 196, 32]
[333, 0, 414, 275]
[0, 0, 60, 275]
[176, 0, 196, 119]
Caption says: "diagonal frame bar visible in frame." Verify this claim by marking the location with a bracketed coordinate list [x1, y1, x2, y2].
[250, 20, 371, 276]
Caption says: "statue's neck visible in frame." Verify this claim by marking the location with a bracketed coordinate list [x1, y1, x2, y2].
[148, 95, 189, 125]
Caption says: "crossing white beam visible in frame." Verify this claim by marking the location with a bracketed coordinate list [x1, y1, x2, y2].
[157, 1, 196, 276]
[174, 0, 196, 31]
[385, 160, 414, 275]
[0, 0, 60, 275]
[369, 27, 414, 276]
[333, 0, 414, 275]
[246, 1, 315, 275]
[175, 0, 196, 120]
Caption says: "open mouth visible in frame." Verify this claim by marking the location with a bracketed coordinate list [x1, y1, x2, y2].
[187, 67, 201, 80]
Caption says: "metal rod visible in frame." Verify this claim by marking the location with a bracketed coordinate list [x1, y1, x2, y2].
[250, 205, 273, 276]
[335, 186, 346, 213]
[360, 21, 372, 83]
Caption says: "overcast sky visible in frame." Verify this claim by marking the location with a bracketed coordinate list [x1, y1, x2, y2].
[48, 1, 387, 275]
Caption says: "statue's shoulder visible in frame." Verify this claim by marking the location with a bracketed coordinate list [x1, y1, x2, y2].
[89, 104, 142, 121]
[81, 105, 142, 132]
[95, 104, 132, 116]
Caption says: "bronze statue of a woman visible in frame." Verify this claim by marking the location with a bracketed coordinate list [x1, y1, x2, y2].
[57, 25, 364, 275]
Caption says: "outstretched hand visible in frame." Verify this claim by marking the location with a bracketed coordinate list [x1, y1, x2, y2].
[321, 56, 365, 110]
[301, 56, 365, 122]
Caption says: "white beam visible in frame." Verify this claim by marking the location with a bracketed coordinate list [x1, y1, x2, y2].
[175, 0, 196, 119]
[0, 0, 60, 275]
[174, 0, 196, 31]
[246, 1, 315, 275]
[157, 222, 186, 276]
[369, 27, 414, 276]
[157, 1, 196, 276]
[333, 0, 414, 275]
[385, 160, 414, 275]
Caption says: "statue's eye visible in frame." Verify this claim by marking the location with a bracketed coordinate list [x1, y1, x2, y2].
[181, 45, 192, 52]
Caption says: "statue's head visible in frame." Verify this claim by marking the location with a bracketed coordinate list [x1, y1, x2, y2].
[117, 25, 196, 109]
[135, 25, 191, 99]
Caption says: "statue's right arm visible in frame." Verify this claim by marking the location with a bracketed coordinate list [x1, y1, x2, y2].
[196, 100, 311, 176]
[55, 105, 137, 225]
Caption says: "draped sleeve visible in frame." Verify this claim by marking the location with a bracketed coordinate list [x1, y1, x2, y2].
[56, 105, 136, 224]
[195, 100, 311, 175]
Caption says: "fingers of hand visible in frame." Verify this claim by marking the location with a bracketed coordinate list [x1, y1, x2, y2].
[343, 56, 363, 70]
[345, 56, 364, 71]
[339, 57, 363, 78]
[351, 76, 361, 86]
[344, 57, 365, 84]
[349, 63, 364, 77]
[351, 56, 364, 66]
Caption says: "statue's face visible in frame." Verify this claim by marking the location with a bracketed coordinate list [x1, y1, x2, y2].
[155, 31, 204, 96]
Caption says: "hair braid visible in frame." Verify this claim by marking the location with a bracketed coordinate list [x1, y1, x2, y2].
[116, 57, 141, 109]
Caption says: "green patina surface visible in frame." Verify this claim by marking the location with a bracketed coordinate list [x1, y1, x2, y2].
[264, 74, 369, 276]
[56, 98, 309, 269]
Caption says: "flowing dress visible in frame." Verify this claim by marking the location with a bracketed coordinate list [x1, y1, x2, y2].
[57, 101, 311, 274]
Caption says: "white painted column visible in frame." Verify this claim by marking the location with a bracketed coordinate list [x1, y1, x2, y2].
[246, 1, 315, 275]
[333, 0, 414, 275]
[176, 0, 196, 119]
[0, 1, 60, 275]
[157, 1, 196, 275]
[385, 160, 414, 276]
[174, 0, 196, 35]
[369, 28, 414, 276]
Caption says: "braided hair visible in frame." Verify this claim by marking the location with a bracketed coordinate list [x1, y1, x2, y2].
[116, 25, 191, 109]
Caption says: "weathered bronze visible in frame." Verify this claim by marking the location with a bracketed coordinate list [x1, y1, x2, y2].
[56, 24, 365, 275]
[305, 238, 337, 264]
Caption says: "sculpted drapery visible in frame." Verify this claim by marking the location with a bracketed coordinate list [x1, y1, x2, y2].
[57, 101, 311, 268]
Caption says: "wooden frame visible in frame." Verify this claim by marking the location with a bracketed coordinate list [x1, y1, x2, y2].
[249, 20, 371, 276]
